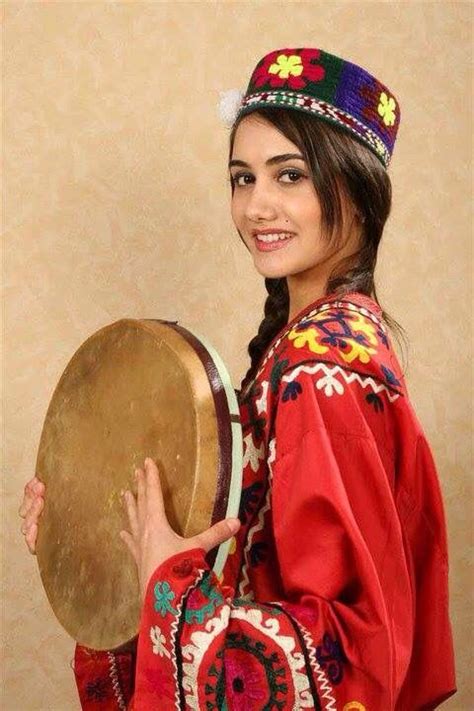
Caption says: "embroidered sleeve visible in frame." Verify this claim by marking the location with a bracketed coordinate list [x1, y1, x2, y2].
[130, 368, 408, 709]
[73, 641, 136, 709]
[134, 546, 345, 710]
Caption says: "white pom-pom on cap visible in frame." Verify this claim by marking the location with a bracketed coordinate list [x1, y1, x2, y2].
[218, 88, 245, 127]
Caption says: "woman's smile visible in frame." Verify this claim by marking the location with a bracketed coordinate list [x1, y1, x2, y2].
[253, 226, 297, 251]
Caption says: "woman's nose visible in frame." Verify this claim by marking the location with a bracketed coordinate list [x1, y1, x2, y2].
[244, 182, 278, 222]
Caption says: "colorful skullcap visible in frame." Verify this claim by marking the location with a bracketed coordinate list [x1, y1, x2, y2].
[234, 47, 401, 169]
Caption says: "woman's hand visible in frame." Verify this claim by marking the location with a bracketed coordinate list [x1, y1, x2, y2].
[19, 476, 45, 554]
[120, 457, 241, 601]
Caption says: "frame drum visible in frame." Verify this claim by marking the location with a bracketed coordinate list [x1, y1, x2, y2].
[35, 318, 243, 651]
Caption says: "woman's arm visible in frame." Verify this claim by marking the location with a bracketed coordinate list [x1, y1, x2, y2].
[73, 639, 136, 710]
[131, 364, 455, 710]
[132, 426, 407, 707]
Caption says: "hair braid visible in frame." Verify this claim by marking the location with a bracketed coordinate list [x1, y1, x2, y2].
[240, 277, 289, 393]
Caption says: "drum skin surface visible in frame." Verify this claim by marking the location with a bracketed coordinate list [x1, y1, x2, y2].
[35, 318, 238, 650]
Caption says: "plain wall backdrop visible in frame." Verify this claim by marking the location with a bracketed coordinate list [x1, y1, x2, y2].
[2, 1, 472, 708]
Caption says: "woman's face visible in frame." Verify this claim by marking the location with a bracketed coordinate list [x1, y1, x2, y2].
[230, 114, 337, 281]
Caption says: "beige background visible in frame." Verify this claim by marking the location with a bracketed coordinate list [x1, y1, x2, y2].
[2, 1, 472, 709]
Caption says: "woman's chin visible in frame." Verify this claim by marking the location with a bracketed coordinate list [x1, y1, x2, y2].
[253, 260, 289, 280]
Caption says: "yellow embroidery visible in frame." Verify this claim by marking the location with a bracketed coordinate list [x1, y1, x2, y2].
[288, 310, 379, 364]
[288, 323, 329, 355]
[339, 311, 378, 364]
[269, 54, 303, 80]
[378, 91, 397, 126]
[343, 703, 366, 711]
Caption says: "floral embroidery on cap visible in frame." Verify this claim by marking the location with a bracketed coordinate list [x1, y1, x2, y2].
[252, 49, 325, 90]
[378, 91, 397, 126]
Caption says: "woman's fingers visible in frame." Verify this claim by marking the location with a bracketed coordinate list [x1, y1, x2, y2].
[20, 497, 44, 534]
[19, 478, 43, 518]
[119, 529, 138, 563]
[24, 522, 38, 554]
[136, 467, 146, 522]
[123, 490, 139, 538]
[144, 458, 165, 512]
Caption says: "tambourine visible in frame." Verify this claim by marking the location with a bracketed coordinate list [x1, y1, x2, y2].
[34, 318, 243, 651]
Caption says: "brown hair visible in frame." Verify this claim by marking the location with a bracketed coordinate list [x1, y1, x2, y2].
[228, 107, 408, 393]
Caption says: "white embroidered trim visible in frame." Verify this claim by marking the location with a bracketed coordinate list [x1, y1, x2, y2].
[238, 435, 276, 599]
[283, 362, 401, 402]
[181, 606, 232, 710]
[293, 618, 338, 711]
[241, 90, 390, 166]
[169, 569, 207, 710]
[106, 652, 127, 711]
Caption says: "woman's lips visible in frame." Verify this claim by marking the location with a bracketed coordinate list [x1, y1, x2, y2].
[254, 235, 295, 252]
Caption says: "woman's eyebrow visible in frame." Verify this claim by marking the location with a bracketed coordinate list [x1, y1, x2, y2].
[228, 153, 305, 169]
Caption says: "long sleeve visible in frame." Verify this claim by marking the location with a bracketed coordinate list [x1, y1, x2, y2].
[73, 640, 136, 709]
[131, 361, 455, 709]
[131, 428, 402, 710]
[130, 398, 405, 707]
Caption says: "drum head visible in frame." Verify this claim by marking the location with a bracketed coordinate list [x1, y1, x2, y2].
[35, 318, 242, 650]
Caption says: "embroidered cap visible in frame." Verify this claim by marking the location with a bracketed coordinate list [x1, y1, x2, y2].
[225, 47, 400, 169]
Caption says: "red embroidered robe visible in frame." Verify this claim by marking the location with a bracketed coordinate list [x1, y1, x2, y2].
[73, 291, 456, 710]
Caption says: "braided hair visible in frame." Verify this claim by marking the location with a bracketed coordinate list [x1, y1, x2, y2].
[227, 107, 408, 394]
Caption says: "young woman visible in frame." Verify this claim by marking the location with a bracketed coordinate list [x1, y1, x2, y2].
[20, 47, 456, 709]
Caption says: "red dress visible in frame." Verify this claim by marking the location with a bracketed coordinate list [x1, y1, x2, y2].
[73, 291, 456, 710]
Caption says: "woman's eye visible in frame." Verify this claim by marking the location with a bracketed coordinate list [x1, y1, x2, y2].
[232, 173, 253, 187]
[230, 169, 304, 187]
[279, 169, 304, 183]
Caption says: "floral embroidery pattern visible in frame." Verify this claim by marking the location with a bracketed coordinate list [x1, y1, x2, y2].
[280, 363, 402, 410]
[270, 352, 290, 394]
[224, 655, 267, 709]
[288, 309, 379, 364]
[171, 557, 195, 579]
[242, 432, 265, 473]
[316, 631, 347, 685]
[185, 574, 224, 624]
[244, 380, 267, 440]
[249, 540, 269, 567]
[153, 580, 178, 617]
[239, 481, 264, 524]
[214, 632, 288, 710]
[242, 299, 388, 397]
[150, 625, 171, 659]
[252, 49, 326, 90]
[366, 392, 384, 412]
[85, 677, 109, 701]
[282, 380, 303, 402]
[381, 364, 401, 388]
[378, 91, 397, 126]
[238, 438, 276, 599]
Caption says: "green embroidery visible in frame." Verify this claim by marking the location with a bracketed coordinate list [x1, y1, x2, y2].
[154, 580, 178, 617]
[232, 598, 283, 615]
[185, 574, 224, 624]
[270, 351, 289, 394]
